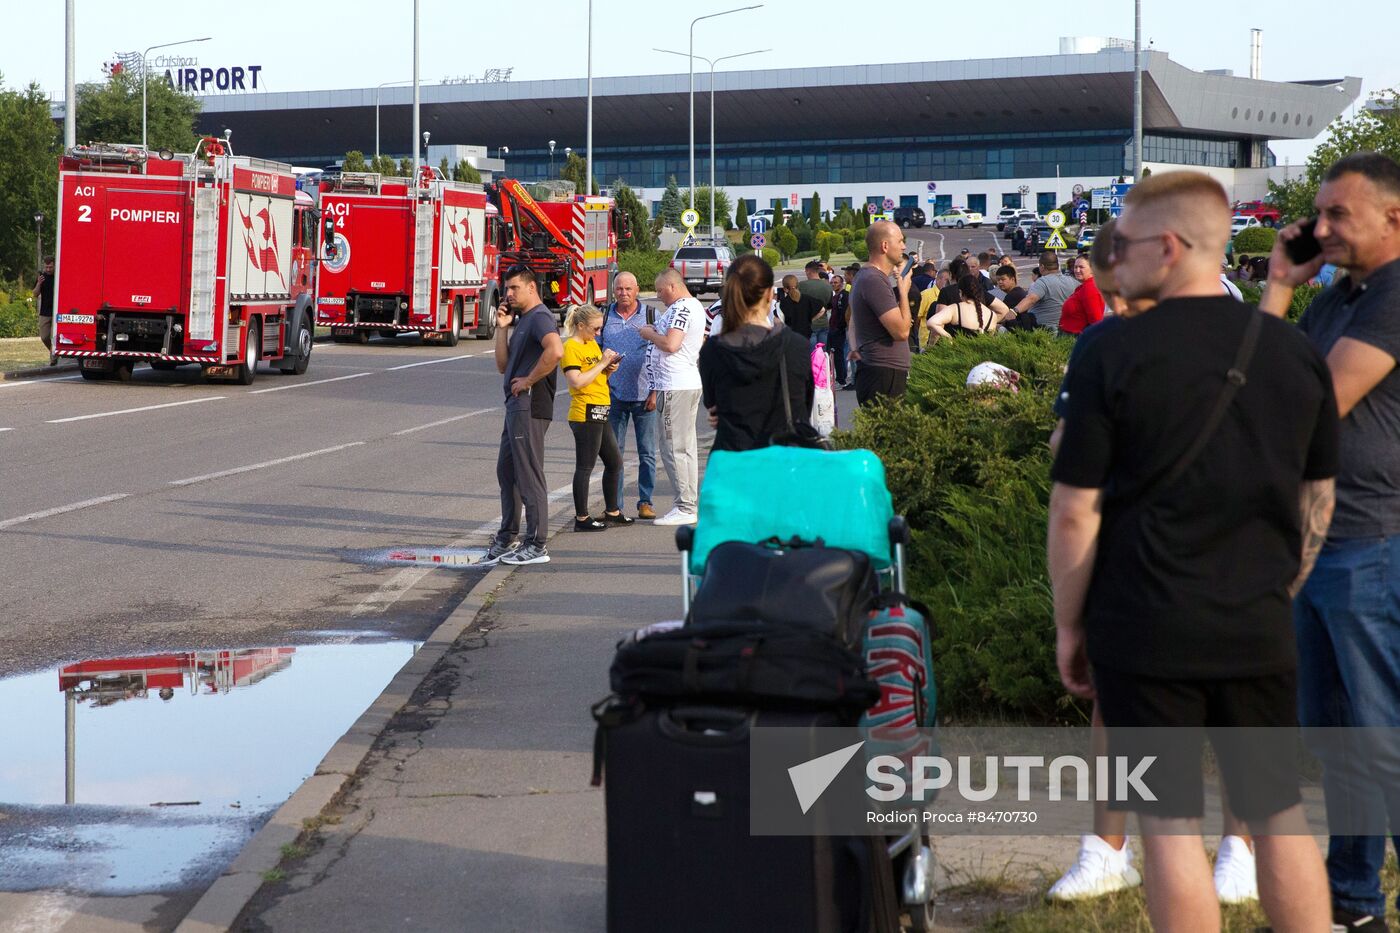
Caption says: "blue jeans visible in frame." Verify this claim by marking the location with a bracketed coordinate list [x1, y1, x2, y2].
[1296, 535, 1400, 918]
[608, 400, 657, 508]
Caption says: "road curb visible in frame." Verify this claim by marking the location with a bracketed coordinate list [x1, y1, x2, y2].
[176, 559, 515, 933]
[175, 492, 589, 932]
[0, 362, 75, 380]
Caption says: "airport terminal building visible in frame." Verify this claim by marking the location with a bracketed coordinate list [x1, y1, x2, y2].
[193, 41, 1360, 219]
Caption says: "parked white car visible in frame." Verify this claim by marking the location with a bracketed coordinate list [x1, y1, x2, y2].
[1231, 214, 1263, 236]
[930, 208, 983, 229]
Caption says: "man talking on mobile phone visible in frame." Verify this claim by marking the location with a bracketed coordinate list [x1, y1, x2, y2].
[1261, 151, 1400, 932]
[33, 256, 54, 350]
[849, 220, 912, 406]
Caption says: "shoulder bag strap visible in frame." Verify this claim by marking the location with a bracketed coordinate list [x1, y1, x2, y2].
[778, 342, 797, 433]
[1152, 309, 1264, 497]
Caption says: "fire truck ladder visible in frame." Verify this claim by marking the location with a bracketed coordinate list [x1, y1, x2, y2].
[187, 185, 221, 349]
[412, 197, 435, 325]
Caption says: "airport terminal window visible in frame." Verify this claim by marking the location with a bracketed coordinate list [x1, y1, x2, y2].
[835, 197, 852, 211]
[967, 195, 987, 216]
[1003, 193, 1023, 209]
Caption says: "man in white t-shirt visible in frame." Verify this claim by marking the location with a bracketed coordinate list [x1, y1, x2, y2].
[640, 269, 706, 525]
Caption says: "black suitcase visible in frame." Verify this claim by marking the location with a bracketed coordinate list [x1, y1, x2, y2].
[597, 704, 897, 933]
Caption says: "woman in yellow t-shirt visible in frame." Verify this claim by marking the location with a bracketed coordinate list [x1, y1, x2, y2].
[561, 305, 634, 532]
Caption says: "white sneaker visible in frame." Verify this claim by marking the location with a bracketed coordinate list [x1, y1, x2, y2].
[652, 508, 698, 526]
[1214, 834, 1258, 904]
[1046, 835, 1142, 902]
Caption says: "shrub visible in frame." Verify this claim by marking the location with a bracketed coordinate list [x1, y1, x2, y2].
[759, 246, 781, 268]
[852, 240, 870, 262]
[816, 231, 843, 262]
[788, 213, 815, 252]
[1233, 226, 1277, 255]
[1286, 283, 1324, 323]
[842, 228, 862, 251]
[770, 225, 797, 260]
[836, 331, 1079, 723]
[618, 250, 671, 288]
[0, 298, 39, 337]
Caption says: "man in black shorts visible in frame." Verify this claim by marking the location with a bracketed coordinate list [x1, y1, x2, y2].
[1048, 170, 1338, 932]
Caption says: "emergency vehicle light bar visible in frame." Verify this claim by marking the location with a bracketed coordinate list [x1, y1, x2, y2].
[336, 172, 382, 192]
[66, 143, 148, 166]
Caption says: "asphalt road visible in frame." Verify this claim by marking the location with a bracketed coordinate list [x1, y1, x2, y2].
[0, 336, 613, 677]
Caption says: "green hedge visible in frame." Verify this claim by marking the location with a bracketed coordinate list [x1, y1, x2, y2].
[617, 250, 672, 289]
[837, 332, 1078, 723]
[0, 299, 39, 338]
[1238, 281, 1323, 323]
[1233, 226, 1277, 255]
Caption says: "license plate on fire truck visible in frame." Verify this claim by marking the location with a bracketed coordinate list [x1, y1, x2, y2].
[205, 365, 236, 377]
[81, 359, 107, 371]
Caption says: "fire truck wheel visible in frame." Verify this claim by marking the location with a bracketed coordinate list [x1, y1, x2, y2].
[354, 330, 370, 345]
[79, 368, 109, 381]
[235, 320, 260, 386]
[149, 360, 180, 371]
[444, 301, 461, 347]
[290, 319, 313, 375]
[475, 294, 497, 340]
[112, 362, 135, 382]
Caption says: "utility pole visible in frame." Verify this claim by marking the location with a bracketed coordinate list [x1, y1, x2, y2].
[64, 0, 75, 147]
[1133, 0, 1144, 182]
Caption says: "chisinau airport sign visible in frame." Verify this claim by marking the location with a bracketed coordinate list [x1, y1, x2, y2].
[106, 51, 265, 92]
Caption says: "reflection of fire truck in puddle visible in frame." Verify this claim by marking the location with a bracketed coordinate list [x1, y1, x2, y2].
[59, 648, 296, 705]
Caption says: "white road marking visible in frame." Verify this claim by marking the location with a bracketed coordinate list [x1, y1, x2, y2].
[169, 442, 366, 487]
[249, 372, 372, 394]
[0, 428, 11, 433]
[392, 408, 495, 436]
[0, 374, 82, 389]
[46, 396, 224, 424]
[0, 493, 129, 530]
[350, 477, 595, 619]
[385, 354, 474, 371]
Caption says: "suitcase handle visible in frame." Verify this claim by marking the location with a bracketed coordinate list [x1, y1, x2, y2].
[659, 706, 752, 744]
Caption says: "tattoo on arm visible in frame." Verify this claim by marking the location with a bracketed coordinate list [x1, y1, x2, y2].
[1290, 478, 1335, 598]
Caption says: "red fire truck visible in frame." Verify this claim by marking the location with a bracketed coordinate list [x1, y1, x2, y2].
[492, 179, 625, 326]
[315, 172, 626, 343]
[52, 139, 323, 384]
[59, 648, 297, 703]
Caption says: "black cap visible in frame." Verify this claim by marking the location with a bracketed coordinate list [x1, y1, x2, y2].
[844, 263, 861, 273]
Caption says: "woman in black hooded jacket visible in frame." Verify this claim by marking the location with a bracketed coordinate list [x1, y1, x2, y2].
[698, 253, 814, 453]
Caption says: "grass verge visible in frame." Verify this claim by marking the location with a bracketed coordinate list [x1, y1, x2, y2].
[0, 337, 53, 374]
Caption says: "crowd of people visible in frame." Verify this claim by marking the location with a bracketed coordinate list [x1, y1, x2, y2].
[475, 151, 1400, 933]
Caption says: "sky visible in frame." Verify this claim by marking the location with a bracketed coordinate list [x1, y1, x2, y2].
[4, 0, 1394, 167]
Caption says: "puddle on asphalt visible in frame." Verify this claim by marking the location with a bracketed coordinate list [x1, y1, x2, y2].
[351, 545, 490, 568]
[0, 641, 416, 896]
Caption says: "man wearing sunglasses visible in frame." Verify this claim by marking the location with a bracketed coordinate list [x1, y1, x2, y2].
[1049, 170, 1337, 933]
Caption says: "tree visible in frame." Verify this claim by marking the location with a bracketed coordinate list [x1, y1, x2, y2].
[612, 180, 656, 253]
[833, 205, 855, 229]
[810, 190, 822, 226]
[1269, 88, 1400, 222]
[770, 225, 797, 260]
[734, 196, 749, 231]
[0, 76, 60, 281]
[455, 160, 482, 184]
[558, 151, 598, 195]
[858, 204, 870, 228]
[343, 150, 369, 172]
[439, 156, 452, 179]
[659, 175, 684, 228]
[788, 211, 814, 252]
[397, 157, 414, 177]
[75, 70, 200, 153]
[685, 186, 732, 233]
[772, 202, 785, 228]
[369, 154, 397, 176]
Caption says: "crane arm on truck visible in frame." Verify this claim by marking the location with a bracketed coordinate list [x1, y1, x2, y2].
[496, 179, 573, 251]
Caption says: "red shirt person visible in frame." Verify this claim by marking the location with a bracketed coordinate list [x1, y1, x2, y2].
[1059, 255, 1105, 336]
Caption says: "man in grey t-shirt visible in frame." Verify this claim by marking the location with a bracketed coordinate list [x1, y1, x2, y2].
[1261, 151, 1400, 929]
[849, 221, 913, 406]
[1012, 251, 1078, 332]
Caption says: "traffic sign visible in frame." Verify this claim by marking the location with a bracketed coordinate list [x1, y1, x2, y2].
[750, 233, 766, 250]
[1078, 211, 1089, 226]
[682, 234, 696, 246]
[1045, 209, 1066, 229]
[790, 192, 799, 207]
[1045, 230, 1068, 250]
[1072, 183, 1085, 198]
[1045, 209, 1069, 250]
[1091, 187, 1111, 209]
[883, 198, 895, 210]
[926, 181, 937, 192]
[680, 208, 700, 229]
[1109, 182, 1133, 218]
[749, 216, 769, 234]
[866, 203, 878, 214]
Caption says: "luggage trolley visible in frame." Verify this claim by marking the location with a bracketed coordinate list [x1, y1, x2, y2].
[674, 446, 938, 932]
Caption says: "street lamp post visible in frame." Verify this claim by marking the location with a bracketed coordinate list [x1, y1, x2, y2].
[549, 139, 557, 176]
[423, 131, 431, 176]
[376, 79, 414, 164]
[64, 0, 74, 148]
[498, 145, 509, 160]
[412, 0, 421, 184]
[686, 6, 762, 210]
[143, 36, 211, 150]
[586, 0, 593, 196]
[656, 46, 768, 239]
[33, 213, 44, 274]
[1133, 0, 1143, 181]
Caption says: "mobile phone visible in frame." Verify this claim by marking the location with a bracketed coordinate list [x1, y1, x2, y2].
[900, 253, 917, 278]
[1285, 218, 1322, 265]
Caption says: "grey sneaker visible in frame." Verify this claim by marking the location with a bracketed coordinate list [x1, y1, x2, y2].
[477, 540, 519, 567]
[500, 543, 550, 565]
